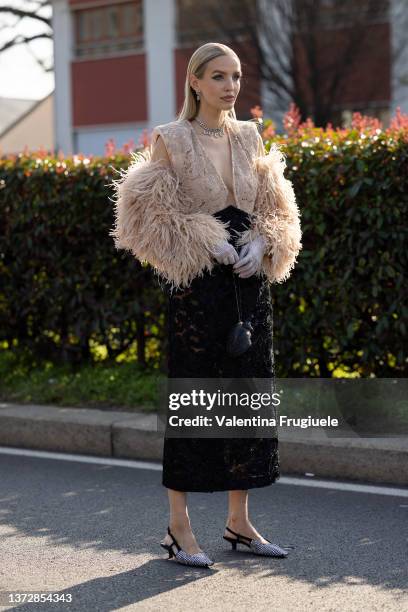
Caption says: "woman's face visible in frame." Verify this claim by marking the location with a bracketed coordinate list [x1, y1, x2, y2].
[190, 54, 242, 112]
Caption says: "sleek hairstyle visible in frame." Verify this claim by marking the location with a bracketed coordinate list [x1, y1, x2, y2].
[177, 42, 240, 122]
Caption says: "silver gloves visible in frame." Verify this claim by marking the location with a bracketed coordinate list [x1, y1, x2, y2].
[211, 239, 240, 266]
[232, 235, 267, 278]
[211, 235, 267, 278]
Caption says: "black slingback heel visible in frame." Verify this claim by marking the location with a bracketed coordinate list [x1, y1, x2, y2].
[160, 526, 214, 567]
[223, 525, 289, 558]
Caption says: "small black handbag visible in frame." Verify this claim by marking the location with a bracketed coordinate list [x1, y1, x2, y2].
[226, 268, 254, 357]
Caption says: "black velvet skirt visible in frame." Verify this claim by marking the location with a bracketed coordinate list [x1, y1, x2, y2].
[161, 205, 280, 492]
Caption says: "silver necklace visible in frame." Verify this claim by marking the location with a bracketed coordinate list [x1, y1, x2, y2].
[194, 116, 226, 138]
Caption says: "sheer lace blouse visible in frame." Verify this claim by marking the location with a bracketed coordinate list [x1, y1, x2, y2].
[150, 117, 264, 216]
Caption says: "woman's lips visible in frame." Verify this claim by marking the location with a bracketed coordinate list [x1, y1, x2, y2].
[221, 97, 235, 101]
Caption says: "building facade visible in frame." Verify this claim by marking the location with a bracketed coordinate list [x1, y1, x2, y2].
[51, 0, 408, 155]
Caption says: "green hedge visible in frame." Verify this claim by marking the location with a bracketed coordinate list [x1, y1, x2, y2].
[264, 114, 407, 377]
[0, 152, 166, 369]
[0, 113, 406, 377]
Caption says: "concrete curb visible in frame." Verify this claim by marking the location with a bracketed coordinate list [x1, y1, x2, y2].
[0, 403, 407, 485]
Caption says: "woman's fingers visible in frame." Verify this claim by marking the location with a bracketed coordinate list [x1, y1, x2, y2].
[226, 245, 240, 265]
[233, 249, 262, 278]
[233, 252, 251, 271]
[212, 241, 239, 265]
[238, 264, 255, 277]
[237, 265, 256, 278]
[219, 246, 239, 266]
[235, 260, 255, 276]
[238, 243, 250, 258]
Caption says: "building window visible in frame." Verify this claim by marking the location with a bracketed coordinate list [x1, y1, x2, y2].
[176, 0, 253, 47]
[294, 0, 389, 31]
[74, 1, 143, 58]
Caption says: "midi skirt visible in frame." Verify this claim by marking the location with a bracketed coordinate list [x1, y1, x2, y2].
[161, 205, 281, 492]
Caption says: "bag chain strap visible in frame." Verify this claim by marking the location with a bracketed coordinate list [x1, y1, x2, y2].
[231, 267, 243, 322]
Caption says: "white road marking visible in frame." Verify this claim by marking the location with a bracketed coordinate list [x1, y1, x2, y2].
[0, 446, 407, 497]
[277, 475, 408, 497]
[0, 446, 162, 471]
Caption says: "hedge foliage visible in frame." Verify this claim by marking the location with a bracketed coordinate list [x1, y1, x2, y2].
[0, 108, 407, 377]
[0, 152, 166, 369]
[263, 108, 407, 377]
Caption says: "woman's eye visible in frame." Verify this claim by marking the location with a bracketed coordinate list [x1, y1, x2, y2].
[213, 75, 241, 80]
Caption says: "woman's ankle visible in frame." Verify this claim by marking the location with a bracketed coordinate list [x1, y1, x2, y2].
[169, 515, 192, 531]
[226, 516, 250, 530]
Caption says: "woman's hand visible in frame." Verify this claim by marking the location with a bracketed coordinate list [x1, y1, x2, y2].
[233, 235, 267, 278]
[211, 240, 240, 266]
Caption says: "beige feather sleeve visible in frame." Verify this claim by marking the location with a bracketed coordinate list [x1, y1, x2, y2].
[236, 126, 302, 284]
[109, 151, 231, 292]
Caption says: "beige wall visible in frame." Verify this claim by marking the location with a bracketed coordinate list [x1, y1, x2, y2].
[0, 94, 54, 155]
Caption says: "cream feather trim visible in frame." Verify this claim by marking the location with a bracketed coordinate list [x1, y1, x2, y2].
[236, 143, 302, 284]
[109, 152, 231, 292]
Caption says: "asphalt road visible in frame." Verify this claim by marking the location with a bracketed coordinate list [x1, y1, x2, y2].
[0, 448, 407, 612]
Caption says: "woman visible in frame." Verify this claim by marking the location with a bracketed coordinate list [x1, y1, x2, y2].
[110, 43, 302, 568]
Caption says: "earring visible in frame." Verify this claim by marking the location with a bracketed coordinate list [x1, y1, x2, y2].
[196, 90, 201, 101]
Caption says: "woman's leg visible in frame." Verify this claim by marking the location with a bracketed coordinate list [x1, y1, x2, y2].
[161, 488, 204, 555]
[225, 490, 269, 543]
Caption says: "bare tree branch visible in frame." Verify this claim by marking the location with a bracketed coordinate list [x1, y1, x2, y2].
[0, 2, 53, 72]
[0, 6, 51, 28]
[24, 34, 54, 72]
[177, 0, 395, 125]
[0, 32, 52, 54]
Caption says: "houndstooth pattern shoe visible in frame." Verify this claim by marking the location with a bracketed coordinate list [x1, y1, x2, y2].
[223, 525, 289, 558]
[160, 526, 214, 567]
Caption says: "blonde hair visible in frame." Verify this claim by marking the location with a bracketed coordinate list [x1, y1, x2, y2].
[177, 42, 240, 123]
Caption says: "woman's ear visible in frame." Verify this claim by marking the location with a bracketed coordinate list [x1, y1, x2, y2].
[190, 76, 198, 92]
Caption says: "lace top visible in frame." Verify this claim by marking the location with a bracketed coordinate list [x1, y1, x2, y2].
[150, 117, 263, 216]
[189, 121, 236, 205]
